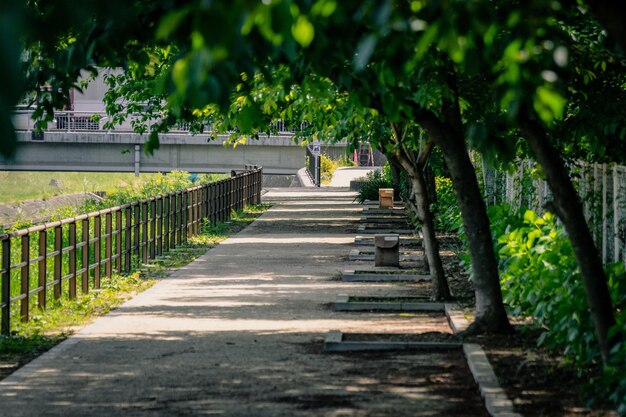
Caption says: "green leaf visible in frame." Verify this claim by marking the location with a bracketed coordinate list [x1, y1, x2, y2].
[523, 210, 537, 223]
[156, 8, 190, 40]
[292, 15, 315, 48]
[145, 131, 160, 155]
[534, 86, 566, 123]
[311, 0, 337, 17]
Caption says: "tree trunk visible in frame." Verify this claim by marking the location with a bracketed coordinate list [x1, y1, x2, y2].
[424, 162, 437, 207]
[519, 110, 617, 363]
[414, 108, 512, 333]
[394, 147, 452, 300]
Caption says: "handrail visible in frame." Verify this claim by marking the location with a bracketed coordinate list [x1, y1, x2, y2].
[12, 110, 301, 135]
[0, 167, 263, 334]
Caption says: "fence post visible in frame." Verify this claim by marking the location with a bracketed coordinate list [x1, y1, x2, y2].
[20, 235, 30, 322]
[133, 204, 140, 261]
[258, 168, 263, 203]
[176, 192, 183, 245]
[94, 214, 101, 288]
[68, 222, 77, 299]
[141, 202, 148, 264]
[150, 199, 156, 259]
[171, 194, 177, 249]
[156, 197, 163, 257]
[105, 212, 113, 278]
[38, 230, 47, 310]
[124, 206, 132, 272]
[115, 210, 122, 274]
[54, 226, 62, 299]
[602, 164, 608, 264]
[614, 166, 620, 263]
[163, 195, 170, 253]
[1, 238, 10, 334]
[82, 217, 90, 294]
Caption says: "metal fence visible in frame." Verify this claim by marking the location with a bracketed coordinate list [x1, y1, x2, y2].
[305, 146, 321, 187]
[0, 167, 263, 334]
[483, 160, 626, 266]
[12, 110, 299, 135]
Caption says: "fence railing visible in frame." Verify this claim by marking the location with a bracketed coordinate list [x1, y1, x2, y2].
[305, 145, 321, 187]
[0, 167, 263, 334]
[12, 110, 299, 135]
[483, 160, 626, 267]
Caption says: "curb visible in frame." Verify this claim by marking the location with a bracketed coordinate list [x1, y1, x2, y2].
[445, 305, 522, 417]
[356, 225, 415, 234]
[324, 330, 462, 352]
[354, 235, 421, 247]
[341, 269, 431, 282]
[334, 294, 445, 312]
[348, 248, 424, 262]
[464, 344, 523, 417]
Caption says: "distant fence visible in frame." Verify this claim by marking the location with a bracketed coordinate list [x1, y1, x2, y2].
[483, 161, 626, 266]
[0, 167, 263, 334]
[305, 146, 321, 187]
[13, 110, 300, 136]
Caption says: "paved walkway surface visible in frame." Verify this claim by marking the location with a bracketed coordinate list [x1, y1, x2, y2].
[326, 167, 378, 187]
[0, 188, 487, 417]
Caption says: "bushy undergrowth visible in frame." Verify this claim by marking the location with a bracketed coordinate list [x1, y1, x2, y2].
[89, 171, 225, 210]
[49, 171, 226, 220]
[433, 177, 462, 232]
[354, 168, 392, 203]
[320, 155, 354, 185]
[354, 163, 409, 203]
[492, 205, 626, 412]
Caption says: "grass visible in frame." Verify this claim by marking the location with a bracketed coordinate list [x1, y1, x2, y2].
[0, 171, 161, 203]
[0, 203, 271, 381]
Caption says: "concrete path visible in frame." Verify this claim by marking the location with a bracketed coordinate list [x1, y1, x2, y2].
[326, 167, 378, 187]
[0, 188, 487, 417]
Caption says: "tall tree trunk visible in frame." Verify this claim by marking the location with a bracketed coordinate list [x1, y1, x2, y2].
[392, 142, 452, 300]
[424, 163, 437, 208]
[413, 107, 512, 333]
[519, 110, 617, 363]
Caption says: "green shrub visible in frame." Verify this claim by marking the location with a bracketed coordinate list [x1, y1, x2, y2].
[354, 168, 392, 203]
[433, 177, 462, 232]
[320, 155, 335, 184]
[495, 207, 626, 411]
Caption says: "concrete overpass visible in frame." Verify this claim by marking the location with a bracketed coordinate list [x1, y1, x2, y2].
[3, 111, 350, 175]
[1, 130, 311, 175]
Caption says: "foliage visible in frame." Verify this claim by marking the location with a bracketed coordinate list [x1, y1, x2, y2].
[432, 177, 462, 232]
[319, 155, 335, 185]
[51, 171, 226, 217]
[494, 207, 626, 410]
[319, 155, 355, 185]
[354, 168, 392, 204]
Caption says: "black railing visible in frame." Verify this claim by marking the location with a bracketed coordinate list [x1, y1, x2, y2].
[306, 146, 321, 187]
[0, 167, 263, 334]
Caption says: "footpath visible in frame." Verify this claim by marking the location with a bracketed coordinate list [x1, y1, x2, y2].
[0, 188, 487, 417]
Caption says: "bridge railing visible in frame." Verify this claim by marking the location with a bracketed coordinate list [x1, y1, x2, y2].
[12, 110, 299, 135]
[305, 145, 321, 187]
[0, 167, 263, 335]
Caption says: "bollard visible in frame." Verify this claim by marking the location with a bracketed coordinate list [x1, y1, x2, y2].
[374, 234, 400, 267]
[378, 188, 394, 209]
